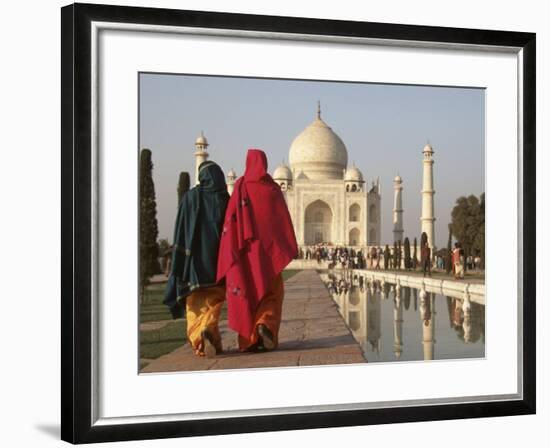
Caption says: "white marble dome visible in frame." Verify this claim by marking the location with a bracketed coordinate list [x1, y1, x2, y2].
[289, 107, 348, 180]
[273, 163, 292, 180]
[394, 174, 402, 182]
[344, 166, 364, 182]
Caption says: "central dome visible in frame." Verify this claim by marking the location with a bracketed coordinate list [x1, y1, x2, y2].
[289, 105, 348, 180]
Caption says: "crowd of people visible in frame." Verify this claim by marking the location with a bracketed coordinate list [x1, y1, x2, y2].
[297, 238, 483, 279]
[298, 245, 368, 269]
[297, 243, 409, 271]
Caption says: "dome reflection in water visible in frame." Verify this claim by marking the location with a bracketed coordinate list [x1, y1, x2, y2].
[320, 270, 485, 362]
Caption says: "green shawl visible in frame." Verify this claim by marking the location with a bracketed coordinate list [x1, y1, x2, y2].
[164, 161, 229, 318]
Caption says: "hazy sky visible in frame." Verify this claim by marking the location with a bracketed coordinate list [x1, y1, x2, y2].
[139, 73, 485, 248]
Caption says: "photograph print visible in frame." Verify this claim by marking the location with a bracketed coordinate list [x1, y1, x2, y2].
[138, 73, 485, 373]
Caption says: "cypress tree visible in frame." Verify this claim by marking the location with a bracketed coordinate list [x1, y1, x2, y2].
[139, 148, 161, 302]
[397, 240, 402, 270]
[404, 287, 411, 310]
[384, 245, 390, 270]
[177, 171, 190, 206]
[412, 237, 418, 270]
[404, 237, 411, 270]
[446, 223, 453, 274]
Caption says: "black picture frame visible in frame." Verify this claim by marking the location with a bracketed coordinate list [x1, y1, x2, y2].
[61, 2, 536, 444]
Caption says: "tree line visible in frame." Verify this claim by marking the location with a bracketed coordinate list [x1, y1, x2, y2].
[449, 192, 485, 271]
[379, 192, 485, 274]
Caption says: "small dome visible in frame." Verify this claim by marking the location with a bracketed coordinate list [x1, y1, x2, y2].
[195, 132, 208, 146]
[423, 143, 433, 153]
[273, 163, 292, 180]
[344, 166, 364, 182]
[394, 174, 402, 182]
[227, 168, 237, 179]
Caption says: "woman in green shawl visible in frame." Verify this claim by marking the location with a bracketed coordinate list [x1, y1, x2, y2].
[164, 161, 229, 357]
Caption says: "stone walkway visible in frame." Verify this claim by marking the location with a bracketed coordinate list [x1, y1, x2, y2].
[141, 270, 366, 373]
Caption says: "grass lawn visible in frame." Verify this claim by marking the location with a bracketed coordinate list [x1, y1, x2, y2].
[140, 282, 187, 369]
[282, 269, 301, 281]
[140, 320, 187, 360]
[140, 282, 172, 323]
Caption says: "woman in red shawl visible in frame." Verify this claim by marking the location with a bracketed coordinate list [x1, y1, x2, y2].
[217, 149, 298, 351]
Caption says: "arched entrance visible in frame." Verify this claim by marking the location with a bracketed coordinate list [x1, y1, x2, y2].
[304, 200, 333, 245]
[349, 203, 360, 222]
[349, 228, 360, 246]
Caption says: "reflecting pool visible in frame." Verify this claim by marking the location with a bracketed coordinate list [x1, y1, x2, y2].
[319, 270, 485, 362]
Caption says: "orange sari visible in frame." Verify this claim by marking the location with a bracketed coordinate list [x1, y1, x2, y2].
[186, 285, 225, 355]
[238, 273, 284, 351]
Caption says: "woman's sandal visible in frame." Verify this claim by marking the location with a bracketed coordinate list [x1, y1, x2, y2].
[257, 324, 275, 350]
[200, 329, 217, 358]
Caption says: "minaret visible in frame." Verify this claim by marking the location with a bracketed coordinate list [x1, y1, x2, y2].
[421, 143, 436, 249]
[366, 284, 382, 355]
[393, 286, 404, 359]
[226, 168, 237, 195]
[393, 175, 404, 243]
[420, 290, 436, 360]
[194, 131, 209, 185]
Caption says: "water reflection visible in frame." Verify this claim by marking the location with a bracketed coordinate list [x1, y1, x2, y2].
[320, 270, 485, 362]
[447, 296, 485, 345]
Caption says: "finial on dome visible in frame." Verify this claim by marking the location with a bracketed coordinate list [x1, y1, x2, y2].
[317, 100, 321, 119]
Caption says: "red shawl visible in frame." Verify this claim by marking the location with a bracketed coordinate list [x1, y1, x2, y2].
[217, 149, 298, 338]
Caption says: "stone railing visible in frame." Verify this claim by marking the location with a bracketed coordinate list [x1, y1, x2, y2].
[340, 269, 485, 305]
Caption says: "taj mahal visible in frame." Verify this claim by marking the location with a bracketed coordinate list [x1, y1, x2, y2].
[191, 103, 436, 250]
[270, 104, 382, 247]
